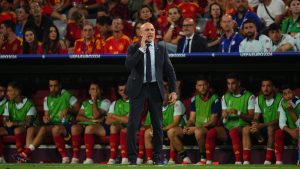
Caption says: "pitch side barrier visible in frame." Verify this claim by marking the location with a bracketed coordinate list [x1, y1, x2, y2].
[0, 52, 299, 59]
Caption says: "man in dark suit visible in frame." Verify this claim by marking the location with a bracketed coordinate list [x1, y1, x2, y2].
[177, 18, 208, 53]
[125, 22, 177, 165]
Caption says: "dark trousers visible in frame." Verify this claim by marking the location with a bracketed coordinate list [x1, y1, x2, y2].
[127, 82, 163, 164]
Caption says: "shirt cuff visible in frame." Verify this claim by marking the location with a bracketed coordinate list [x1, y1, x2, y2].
[139, 47, 145, 53]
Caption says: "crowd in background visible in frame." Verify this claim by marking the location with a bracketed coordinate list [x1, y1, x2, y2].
[0, 0, 300, 55]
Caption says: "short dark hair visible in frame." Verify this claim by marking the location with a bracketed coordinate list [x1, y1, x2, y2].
[7, 81, 22, 93]
[196, 75, 209, 83]
[1, 20, 16, 32]
[281, 83, 295, 91]
[96, 16, 112, 26]
[242, 19, 256, 29]
[267, 23, 281, 33]
[226, 72, 240, 81]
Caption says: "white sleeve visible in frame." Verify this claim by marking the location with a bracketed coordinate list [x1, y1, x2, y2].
[273, 0, 286, 15]
[254, 97, 261, 114]
[263, 36, 273, 52]
[69, 96, 78, 106]
[43, 97, 49, 111]
[3, 102, 9, 116]
[100, 99, 111, 112]
[294, 100, 300, 127]
[248, 95, 255, 110]
[278, 102, 287, 129]
[221, 95, 227, 110]
[256, 5, 263, 19]
[108, 101, 116, 114]
[173, 100, 186, 116]
[239, 40, 246, 52]
[27, 106, 37, 116]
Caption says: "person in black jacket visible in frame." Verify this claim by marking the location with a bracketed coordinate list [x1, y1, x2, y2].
[177, 18, 208, 53]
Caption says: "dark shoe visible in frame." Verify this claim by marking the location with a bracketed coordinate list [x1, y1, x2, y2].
[153, 161, 164, 166]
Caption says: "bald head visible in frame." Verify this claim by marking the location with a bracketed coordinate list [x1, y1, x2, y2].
[221, 14, 234, 32]
[141, 22, 155, 42]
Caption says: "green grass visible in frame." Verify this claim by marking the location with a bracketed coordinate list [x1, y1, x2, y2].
[1, 164, 300, 169]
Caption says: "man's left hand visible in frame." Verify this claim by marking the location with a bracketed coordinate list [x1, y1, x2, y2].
[168, 92, 177, 104]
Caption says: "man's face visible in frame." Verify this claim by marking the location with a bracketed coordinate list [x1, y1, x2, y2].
[182, 19, 195, 37]
[30, 2, 42, 18]
[268, 30, 282, 45]
[195, 80, 209, 95]
[89, 84, 100, 98]
[49, 80, 60, 96]
[227, 78, 240, 93]
[283, 88, 294, 101]
[243, 23, 256, 39]
[83, 25, 94, 40]
[6, 86, 19, 101]
[261, 80, 273, 96]
[235, 0, 248, 12]
[141, 23, 155, 42]
[118, 85, 128, 100]
[0, 86, 6, 100]
[111, 18, 123, 32]
[0, 24, 7, 36]
[221, 15, 234, 31]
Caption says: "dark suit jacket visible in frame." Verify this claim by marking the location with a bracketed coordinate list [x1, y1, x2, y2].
[176, 34, 208, 53]
[125, 43, 177, 99]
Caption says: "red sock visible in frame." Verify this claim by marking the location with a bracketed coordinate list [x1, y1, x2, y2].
[169, 149, 176, 161]
[53, 135, 67, 157]
[109, 133, 119, 159]
[120, 131, 127, 158]
[275, 129, 285, 161]
[72, 135, 81, 158]
[229, 128, 242, 162]
[15, 133, 26, 153]
[243, 149, 250, 161]
[138, 129, 145, 158]
[146, 148, 153, 160]
[84, 134, 94, 158]
[265, 149, 274, 161]
[205, 128, 217, 161]
[0, 137, 3, 156]
[23, 148, 32, 156]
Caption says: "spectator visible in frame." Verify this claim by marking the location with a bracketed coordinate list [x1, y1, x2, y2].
[3, 82, 37, 156]
[66, 11, 85, 48]
[136, 5, 163, 40]
[206, 73, 255, 165]
[103, 17, 131, 54]
[43, 24, 68, 54]
[242, 78, 282, 164]
[177, 0, 203, 20]
[281, 0, 300, 36]
[0, 83, 7, 163]
[106, 83, 130, 165]
[15, 5, 30, 38]
[257, 0, 286, 27]
[132, 21, 143, 44]
[94, 16, 112, 44]
[294, 32, 300, 50]
[40, 0, 67, 22]
[177, 18, 208, 53]
[70, 82, 110, 164]
[267, 23, 296, 51]
[96, 4, 109, 18]
[162, 6, 184, 53]
[0, 0, 16, 23]
[22, 28, 43, 54]
[203, 2, 224, 52]
[108, 0, 130, 21]
[232, 0, 261, 33]
[203, 0, 225, 18]
[14, 79, 81, 163]
[0, 20, 22, 54]
[67, 0, 102, 19]
[74, 21, 103, 54]
[239, 19, 272, 52]
[275, 84, 300, 165]
[219, 14, 244, 52]
[24, 1, 53, 42]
